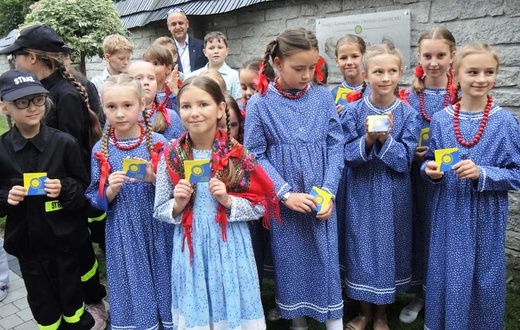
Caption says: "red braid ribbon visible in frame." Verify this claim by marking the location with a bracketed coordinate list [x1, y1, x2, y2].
[415, 65, 425, 79]
[398, 89, 411, 105]
[93, 151, 111, 198]
[150, 141, 165, 173]
[346, 90, 363, 102]
[315, 57, 325, 83]
[253, 62, 269, 96]
[154, 103, 171, 125]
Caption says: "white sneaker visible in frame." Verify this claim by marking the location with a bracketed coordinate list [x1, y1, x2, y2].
[86, 302, 107, 330]
[0, 285, 7, 302]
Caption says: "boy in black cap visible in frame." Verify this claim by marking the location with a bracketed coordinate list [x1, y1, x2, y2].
[1, 25, 109, 329]
[0, 69, 95, 329]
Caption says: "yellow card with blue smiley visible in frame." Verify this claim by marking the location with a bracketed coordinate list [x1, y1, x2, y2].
[309, 186, 332, 212]
[335, 87, 353, 106]
[435, 148, 460, 172]
[184, 159, 211, 183]
[123, 158, 147, 180]
[418, 127, 430, 147]
[367, 115, 390, 132]
[24, 172, 47, 196]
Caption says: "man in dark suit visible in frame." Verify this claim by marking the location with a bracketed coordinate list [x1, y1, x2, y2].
[167, 8, 208, 75]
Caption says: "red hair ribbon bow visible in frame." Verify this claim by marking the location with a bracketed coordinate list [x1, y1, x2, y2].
[150, 141, 165, 173]
[253, 62, 269, 96]
[315, 57, 325, 83]
[415, 65, 425, 79]
[398, 89, 411, 105]
[154, 103, 171, 125]
[346, 90, 362, 102]
[448, 82, 459, 104]
[93, 151, 111, 198]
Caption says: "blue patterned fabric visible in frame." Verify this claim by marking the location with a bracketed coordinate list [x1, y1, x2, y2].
[244, 83, 344, 322]
[422, 104, 520, 330]
[341, 96, 420, 304]
[407, 87, 451, 291]
[85, 133, 173, 330]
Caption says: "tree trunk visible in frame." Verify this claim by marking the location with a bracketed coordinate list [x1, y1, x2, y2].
[80, 53, 86, 76]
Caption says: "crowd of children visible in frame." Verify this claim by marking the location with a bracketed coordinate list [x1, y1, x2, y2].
[0, 15, 518, 330]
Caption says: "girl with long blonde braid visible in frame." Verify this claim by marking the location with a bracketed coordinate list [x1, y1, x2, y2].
[85, 74, 173, 329]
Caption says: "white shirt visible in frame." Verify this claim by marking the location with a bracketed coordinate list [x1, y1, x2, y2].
[90, 68, 111, 98]
[174, 34, 191, 75]
[188, 62, 242, 100]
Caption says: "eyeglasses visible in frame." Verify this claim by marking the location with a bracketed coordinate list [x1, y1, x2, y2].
[11, 95, 47, 110]
[167, 7, 186, 15]
[11, 51, 29, 62]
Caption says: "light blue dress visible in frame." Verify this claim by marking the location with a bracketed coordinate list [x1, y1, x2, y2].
[154, 149, 266, 330]
[85, 132, 173, 330]
[342, 96, 420, 304]
[422, 104, 520, 330]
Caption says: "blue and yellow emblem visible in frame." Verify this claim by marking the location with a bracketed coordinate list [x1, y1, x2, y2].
[24, 172, 47, 196]
[123, 158, 147, 180]
[367, 115, 390, 132]
[434, 147, 460, 172]
[184, 159, 211, 183]
[309, 186, 332, 212]
[418, 127, 430, 147]
[335, 87, 353, 106]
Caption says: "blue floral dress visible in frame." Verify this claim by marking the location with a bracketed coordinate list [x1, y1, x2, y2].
[154, 149, 266, 330]
[342, 96, 420, 304]
[245, 83, 344, 322]
[406, 87, 451, 291]
[422, 104, 520, 330]
[85, 132, 173, 330]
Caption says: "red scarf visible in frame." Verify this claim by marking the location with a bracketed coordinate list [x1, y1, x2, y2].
[164, 129, 281, 264]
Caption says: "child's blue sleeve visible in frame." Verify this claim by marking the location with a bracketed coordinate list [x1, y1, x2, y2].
[322, 99, 344, 196]
[343, 101, 373, 167]
[244, 99, 292, 198]
[474, 114, 520, 192]
[154, 156, 181, 224]
[373, 109, 420, 173]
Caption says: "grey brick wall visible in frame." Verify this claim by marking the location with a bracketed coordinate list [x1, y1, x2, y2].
[1, 0, 519, 267]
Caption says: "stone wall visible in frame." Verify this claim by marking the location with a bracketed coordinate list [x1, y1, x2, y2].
[0, 0, 519, 266]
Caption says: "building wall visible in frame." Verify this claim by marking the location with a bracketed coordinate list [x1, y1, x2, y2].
[1, 0, 519, 267]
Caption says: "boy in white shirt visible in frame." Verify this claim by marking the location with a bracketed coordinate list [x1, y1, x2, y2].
[188, 31, 243, 102]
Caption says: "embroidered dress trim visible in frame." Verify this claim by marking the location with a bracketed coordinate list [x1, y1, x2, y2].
[359, 138, 367, 161]
[479, 166, 487, 192]
[345, 280, 396, 295]
[365, 96, 401, 114]
[379, 136, 393, 160]
[341, 81, 364, 91]
[111, 322, 159, 330]
[445, 104, 500, 120]
[276, 299, 343, 313]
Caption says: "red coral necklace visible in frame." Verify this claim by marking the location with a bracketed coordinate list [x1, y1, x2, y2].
[419, 75, 452, 122]
[274, 77, 308, 100]
[453, 95, 492, 147]
[110, 125, 145, 151]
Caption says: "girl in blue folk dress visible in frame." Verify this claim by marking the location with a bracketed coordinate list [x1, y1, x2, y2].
[245, 28, 344, 330]
[85, 74, 173, 329]
[154, 75, 279, 330]
[331, 34, 371, 283]
[342, 43, 420, 330]
[422, 43, 520, 330]
[398, 27, 456, 324]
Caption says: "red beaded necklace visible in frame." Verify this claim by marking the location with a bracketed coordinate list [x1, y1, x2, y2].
[453, 95, 492, 147]
[110, 124, 145, 150]
[273, 77, 308, 100]
[419, 75, 452, 122]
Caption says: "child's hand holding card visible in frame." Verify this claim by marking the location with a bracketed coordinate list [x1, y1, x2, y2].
[184, 159, 211, 184]
[24, 172, 47, 196]
[123, 158, 148, 180]
[367, 115, 390, 132]
[435, 148, 460, 172]
[309, 186, 332, 212]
